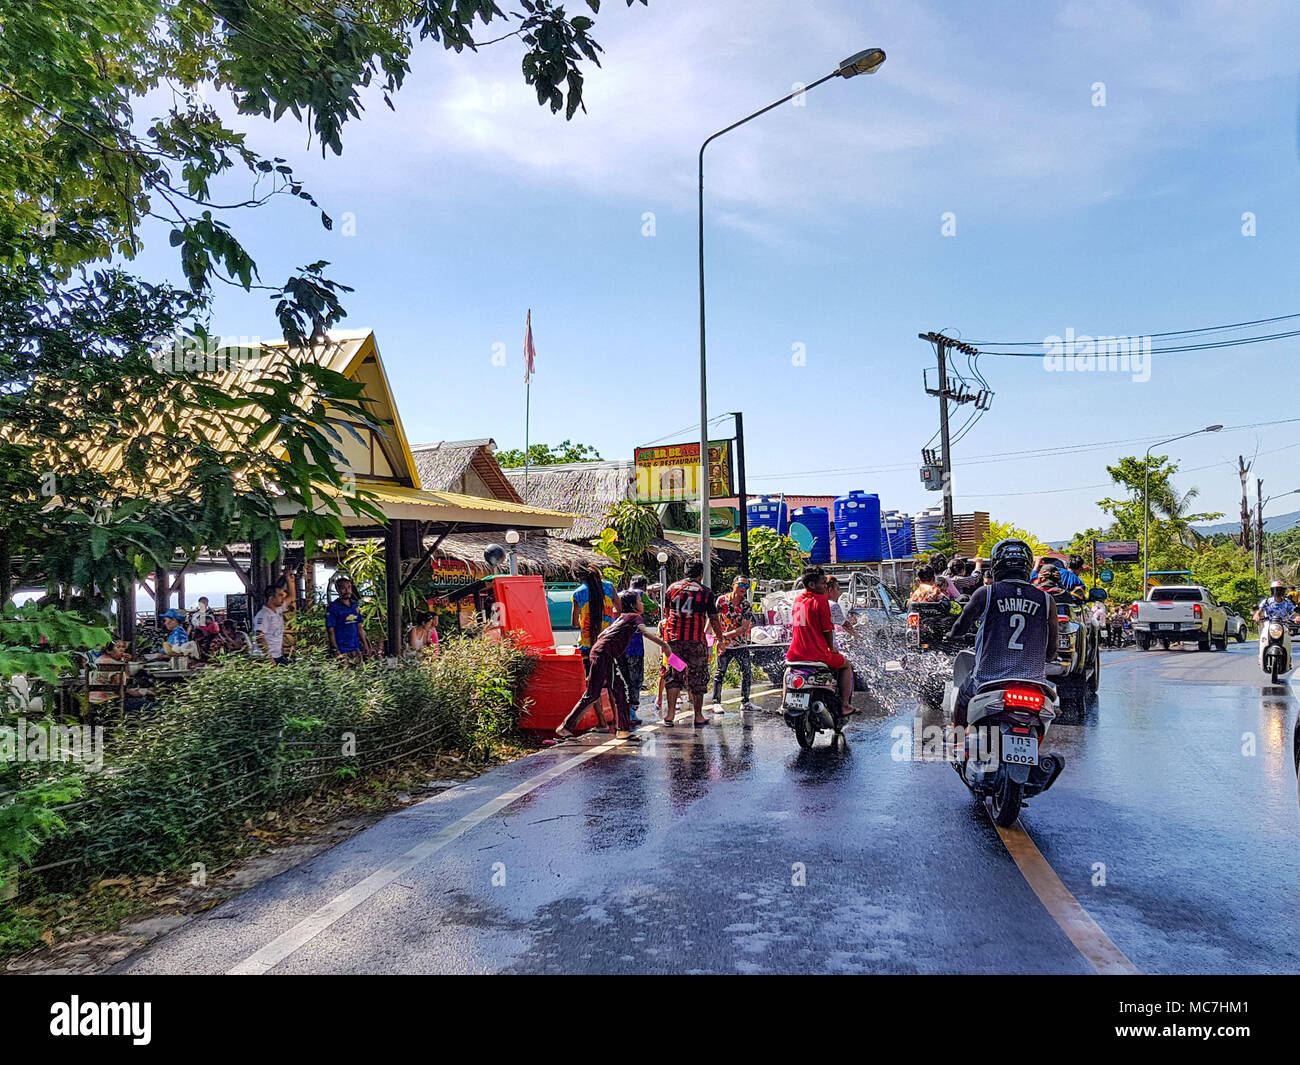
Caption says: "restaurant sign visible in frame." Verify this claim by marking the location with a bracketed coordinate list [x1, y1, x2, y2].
[634, 440, 733, 502]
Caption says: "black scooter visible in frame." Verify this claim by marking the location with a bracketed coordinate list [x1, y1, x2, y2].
[781, 661, 850, 750]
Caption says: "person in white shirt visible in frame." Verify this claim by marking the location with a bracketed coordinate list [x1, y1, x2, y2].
[825, 576, 857, 637]
[253, 587, 288, 664]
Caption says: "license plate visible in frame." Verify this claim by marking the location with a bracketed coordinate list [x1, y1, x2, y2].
[1152, 622, 1172, 630]
[784, 691, 809, 709]
[1002, 733, 1038, 766]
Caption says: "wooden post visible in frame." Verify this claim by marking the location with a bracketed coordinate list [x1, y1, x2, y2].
[154, 565, 167, 624]
[385, 520, 403, 657]
[118, 579, 136, 641]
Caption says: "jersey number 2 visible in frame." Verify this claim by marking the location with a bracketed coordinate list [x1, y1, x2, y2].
[1007, 613, 1025, 650]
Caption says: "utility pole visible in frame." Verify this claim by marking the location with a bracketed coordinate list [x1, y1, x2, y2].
[1238, 455, 1253, 553]
[920, 332, 985, 538]
[1256, 478, 1264, 578]
[732, 411, 749, 577]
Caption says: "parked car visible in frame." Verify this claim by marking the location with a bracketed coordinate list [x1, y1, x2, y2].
[1224, 609, 1249, 643]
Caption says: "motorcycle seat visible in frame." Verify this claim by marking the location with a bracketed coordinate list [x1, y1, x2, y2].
[786, 661, 834, 670]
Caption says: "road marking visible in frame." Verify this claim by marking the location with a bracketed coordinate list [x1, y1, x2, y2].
[226, 689, 768, 974]
[227, 734, 626, 974]
[994, 819, 1141, 974]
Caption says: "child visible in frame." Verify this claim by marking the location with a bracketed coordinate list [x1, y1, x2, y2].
[556, 591, 669, 741]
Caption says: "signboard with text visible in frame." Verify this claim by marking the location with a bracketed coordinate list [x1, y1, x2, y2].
[1093, 540, 1141, 564]
[634, 440, 733, 502]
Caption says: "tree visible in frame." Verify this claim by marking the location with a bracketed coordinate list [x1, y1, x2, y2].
[926, 527, 959, 559]
[496, 440, 603, 468]
[748, 527, 803, 581]
[591, 500, 660, 585]
[0, 0, 648, 343]
[1098, 455, 1222, 550]
[979, 520, 1049, 557]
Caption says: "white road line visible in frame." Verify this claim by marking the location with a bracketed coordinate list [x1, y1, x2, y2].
[227, 689, 767, 974]
[227, 735, 624, 974]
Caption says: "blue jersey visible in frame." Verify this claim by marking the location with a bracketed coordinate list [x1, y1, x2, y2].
[961, 579, 1054, 686]
[327, 598, 365, 652]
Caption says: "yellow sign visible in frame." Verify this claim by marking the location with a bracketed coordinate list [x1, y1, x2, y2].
[634, 440, 732, 502]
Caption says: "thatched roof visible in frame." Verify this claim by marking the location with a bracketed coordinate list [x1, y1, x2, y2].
[410, 438, 523, 504]
[433, 531, 610, 578]
[503, 461, 636, 540]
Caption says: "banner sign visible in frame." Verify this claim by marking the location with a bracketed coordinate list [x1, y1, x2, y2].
[634, 440, 733, 502]
[1093, 540, 1141, 564]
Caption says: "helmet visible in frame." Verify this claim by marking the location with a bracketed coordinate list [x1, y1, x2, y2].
[990, 538, 1033, 581]
[1272, 580, 1286, 594]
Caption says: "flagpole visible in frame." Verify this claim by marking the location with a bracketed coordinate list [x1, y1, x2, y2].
[524, 308, 531, 495]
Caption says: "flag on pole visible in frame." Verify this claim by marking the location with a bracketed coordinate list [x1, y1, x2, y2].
[523, 310, 536, 384]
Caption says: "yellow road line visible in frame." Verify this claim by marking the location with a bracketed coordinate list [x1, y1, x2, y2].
[994, 819, 1141, 974]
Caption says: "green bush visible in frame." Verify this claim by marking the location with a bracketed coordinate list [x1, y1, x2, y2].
[1, 635, 534, 909]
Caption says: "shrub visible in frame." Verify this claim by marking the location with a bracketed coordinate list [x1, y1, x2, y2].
[0, 634, 534, 909]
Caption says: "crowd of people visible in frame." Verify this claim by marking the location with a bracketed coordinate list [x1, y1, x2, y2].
[555, 562, 775, 742]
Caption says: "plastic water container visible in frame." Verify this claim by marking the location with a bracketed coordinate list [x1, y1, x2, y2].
[834, 491, 882, 562]
[914, 508, 943, 554]
[881, 509, 913, 559]
[747, 496, 788, 536]
[791, 506, 831, 563]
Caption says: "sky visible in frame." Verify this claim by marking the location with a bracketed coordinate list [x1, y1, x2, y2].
[131, 0, 1300, 541]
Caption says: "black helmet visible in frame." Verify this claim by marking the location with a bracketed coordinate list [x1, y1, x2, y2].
[991, 538, 1033, 581]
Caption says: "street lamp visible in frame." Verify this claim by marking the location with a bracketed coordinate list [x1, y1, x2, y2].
[1142, 424, 1223, 588]
[504, 528, 520, 576]
[696, 48, 886, 585]
[656, 549, 670, 615]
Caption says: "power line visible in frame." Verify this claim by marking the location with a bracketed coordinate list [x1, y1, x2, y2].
[966, 328, 1300, 358]
[964, 311, 1300, 348]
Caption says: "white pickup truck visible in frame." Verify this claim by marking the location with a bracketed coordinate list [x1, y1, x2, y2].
[1131, 585, 1229, 651]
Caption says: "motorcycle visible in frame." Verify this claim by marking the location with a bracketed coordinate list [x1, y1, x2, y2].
[943, 651, 1066, 826]
[781, 661, 850, 750]
[1259, 618, 1293, 683]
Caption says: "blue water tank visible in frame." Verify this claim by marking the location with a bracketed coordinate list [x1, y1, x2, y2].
[747, 496, 788, 535]
[881, 509, 913, 559]
[791, 506, 831, 564]
[834, 491, 882, 562]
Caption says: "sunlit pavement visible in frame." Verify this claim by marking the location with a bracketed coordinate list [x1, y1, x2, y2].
[115, 642, 1300, 974]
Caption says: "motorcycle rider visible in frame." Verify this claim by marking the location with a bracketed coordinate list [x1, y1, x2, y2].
[1253, 580, 1299, 626]
[947, 538, 1059, 728]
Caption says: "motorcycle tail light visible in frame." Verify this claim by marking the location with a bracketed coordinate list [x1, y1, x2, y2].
[790, 675, 805, 689]
[1003, 686, 1043, 710]
[1193, 603, 1202, 618]
[1057, 614, 1069, 623]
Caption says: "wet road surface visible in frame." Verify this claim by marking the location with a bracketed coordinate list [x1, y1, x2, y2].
[116, 641, 1300, 974]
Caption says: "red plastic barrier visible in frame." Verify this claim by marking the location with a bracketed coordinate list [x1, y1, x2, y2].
[491, 575, 554, 650]
[519, 650, 603, 732]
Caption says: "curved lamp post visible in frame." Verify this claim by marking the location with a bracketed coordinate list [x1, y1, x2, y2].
[1142, 424, 1222, 588]
[697, 48, 886, 585]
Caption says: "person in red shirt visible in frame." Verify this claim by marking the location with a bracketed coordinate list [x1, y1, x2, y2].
[786, 566, 853, 711]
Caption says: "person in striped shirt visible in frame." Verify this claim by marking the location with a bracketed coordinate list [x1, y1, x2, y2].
[661, 559, 724, 727]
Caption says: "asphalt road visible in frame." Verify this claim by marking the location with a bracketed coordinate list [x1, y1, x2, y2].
[116, 639, 1300, 974]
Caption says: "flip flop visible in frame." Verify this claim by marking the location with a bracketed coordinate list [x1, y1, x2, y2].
[693, 716, 713, 727]
[661, 717, 676, 727]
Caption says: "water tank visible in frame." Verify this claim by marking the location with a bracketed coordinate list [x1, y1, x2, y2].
[834, 491, 882, 562]
[914, 508, 944, 554]
[747, 496, 788, 536]
[881, 509, 913, 560]
[791, 506, 831, 564]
